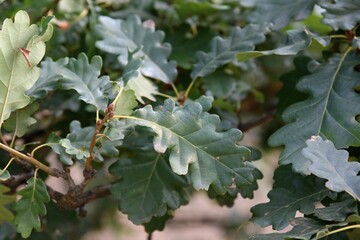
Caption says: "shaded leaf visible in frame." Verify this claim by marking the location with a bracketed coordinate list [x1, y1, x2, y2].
[13, 177, 50, 238]
[124, 96, 259, 194]
[314, 195, 358, 222]
[302, 136, 360, 200]
[249, 0, 318, 30]
[0, 11, 51, 126]
[202, 68, 236, 98]
[251, 176, 332, 230]
[174, 0, 229, 20]
[320, 0, 360, 30]
[143, 212, 174, 233]
[0, 185, 15, 224]
[109, 152, 190, 224]
[3, 102, 39, 137]
[269, 52, 360, 174]
[250, 217, 327, 240]
[96, 15, 177, 83]
[191, 24, 269, 79]
[59, 53, 110, 110]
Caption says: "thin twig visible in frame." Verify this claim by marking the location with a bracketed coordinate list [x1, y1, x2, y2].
[239, 108, 276, 132]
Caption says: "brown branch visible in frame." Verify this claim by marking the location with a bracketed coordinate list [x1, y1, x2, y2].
[1, 172, 34, 192]
[239, 108, 276, 132]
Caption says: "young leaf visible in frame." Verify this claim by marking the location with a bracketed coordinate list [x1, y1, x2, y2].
[269, 52, 360, 174]
[0, 10, 51, 127]
[125, 73, 159, 104]
[47, 132, 74, 165]
[251, 176, 332, 230]
[191, 25, 269, 79]
[3, 102, 39, 137]
[248, 0, 318, 30]
[96, 15, 177, 83]
[114, 89, 138, 116]
[60, 138, 90, 160]
[320, 0, 360, 30]
[123, 96, 258, 194]
[13, 177, 50, 238]
[0, 185, 15, 224]
[302, 136, 360, 200]
[109, 152, 190, 225]
[58, 53, 110, 111]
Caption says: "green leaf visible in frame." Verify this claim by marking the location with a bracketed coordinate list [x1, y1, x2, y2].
[249, 0, 318, 30]
[0, 169, 10, 181]
[96, 15, 177, 83]
[0, 185, 15, 224]
[250, 217, 327, 240]
[125, 96, 258, 194]
[26, 58, 68, 99]
[60, 138, 90, 160]
[47, 132, 74, 165]
[202, 68, 236, 98]
[191, 24, 269, 79]
[314, 195, 358, 222]
[302, 136, 360, 200]
[269, 52, 360, 174]
[251, 176, 332, 230]
[143, 213, 174, 233]
[109, 152, 190, 224]
[236, 29, 329, 62]
[320, 0, 360, 30]
[3, 102, 39, 137]
[0, 10, 51, 127]
[125, 73, 159, 104]
[13, 177, 50, 238]
[58, 53, 110, 111]
[114, 89, 138, 116]
[174, 0, 229, 20]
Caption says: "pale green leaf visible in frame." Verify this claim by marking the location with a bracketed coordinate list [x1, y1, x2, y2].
[114, 89, 138, 116]
[96, 15, 177, 83]
[3, 102, 39, 137]
[269, 52, 360, 174]
[0, 185, 15, 224]
[237, 29, 330, 62]
[60, 138, 90, 160]
[0, 169, 10, 181]
[191, 25, 269, 79]
[125, 73, 159, 104]
[109, 152, 190, 224]
[302, 136, 360, 200]
[58, 53, 110, 111]
[125, 96, 258, 194]
[14, 177, 50, 238]
[251, 176, 331, 230]
[249, 0, 318, 30]
[0, 10, 51, 126]
[47, 132, 74, 165]
[320, 0, 360, 30]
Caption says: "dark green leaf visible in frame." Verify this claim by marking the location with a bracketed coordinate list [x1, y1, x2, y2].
[143, 212, 174, 233]
[249, 0, 318, 30]
[125, 96, 259, 194]
[0, 185, 15, 224]
[251, 176, 332, 230]
[302, 136, 360, 200]
[314, 195, 358, 222]
[269, 52, 360, 174]
[191, 25, 269, 79]
[109, 152, 190, 224]
[174, 0, 229, 20]
[96, 15, 177, 83]
[202, 68, 236, 98]
[320, 0, 360, 30]
[13, 177, 50, 238]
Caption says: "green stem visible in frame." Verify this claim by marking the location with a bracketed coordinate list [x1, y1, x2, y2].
[112, 86, 124, 108]
[317, 224, 360, 239]
[0, 158, 14, 176]
[184, 78, 198, 98]
[156, 92, 177, 101]
[171, 83, 180, 98]
[31, 143, 51, 157]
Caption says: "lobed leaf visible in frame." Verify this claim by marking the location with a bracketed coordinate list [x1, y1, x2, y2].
[123, 96, 259, 194]
[269, 52, 360, 174]
[109, 152, 190, 224]
[314, 195, 358, 222]
[96, 15, 177, 83]
[302, 136, 360, 200]
[13, 177, 50, 238]
[0, 185, 15, 224]
[0, 10, 52, 127]
[191, 25, 269, 79]
[320, 0, 360, 30]
[248, 0, 318, 30]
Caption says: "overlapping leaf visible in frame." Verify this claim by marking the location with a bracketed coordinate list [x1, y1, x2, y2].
[320, 0, 360, 30]
[269, 52, 360, 174]
[191, 25, 269, 79]
[0, 185, 15, 224]
[248, 0, 318, 30]
[13, 177, 50, 238]
[314, 195, 358, 222]
[251, 175, 332, 230]
[109, 152, 190, 224]
[0, 10, 52, 127]
[302, 136, 360, 200]
[96, 15, 177, 83]
[3, 102, 38, 137]
[124, 96, 258, 194]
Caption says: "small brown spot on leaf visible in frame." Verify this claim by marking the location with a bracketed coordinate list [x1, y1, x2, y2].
[18, 48, 32, 67]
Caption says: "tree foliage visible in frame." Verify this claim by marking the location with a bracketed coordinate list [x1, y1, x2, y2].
[0, 1, 359, 239]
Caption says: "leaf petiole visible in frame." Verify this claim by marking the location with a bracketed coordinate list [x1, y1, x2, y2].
[317, 224, 360, 239]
